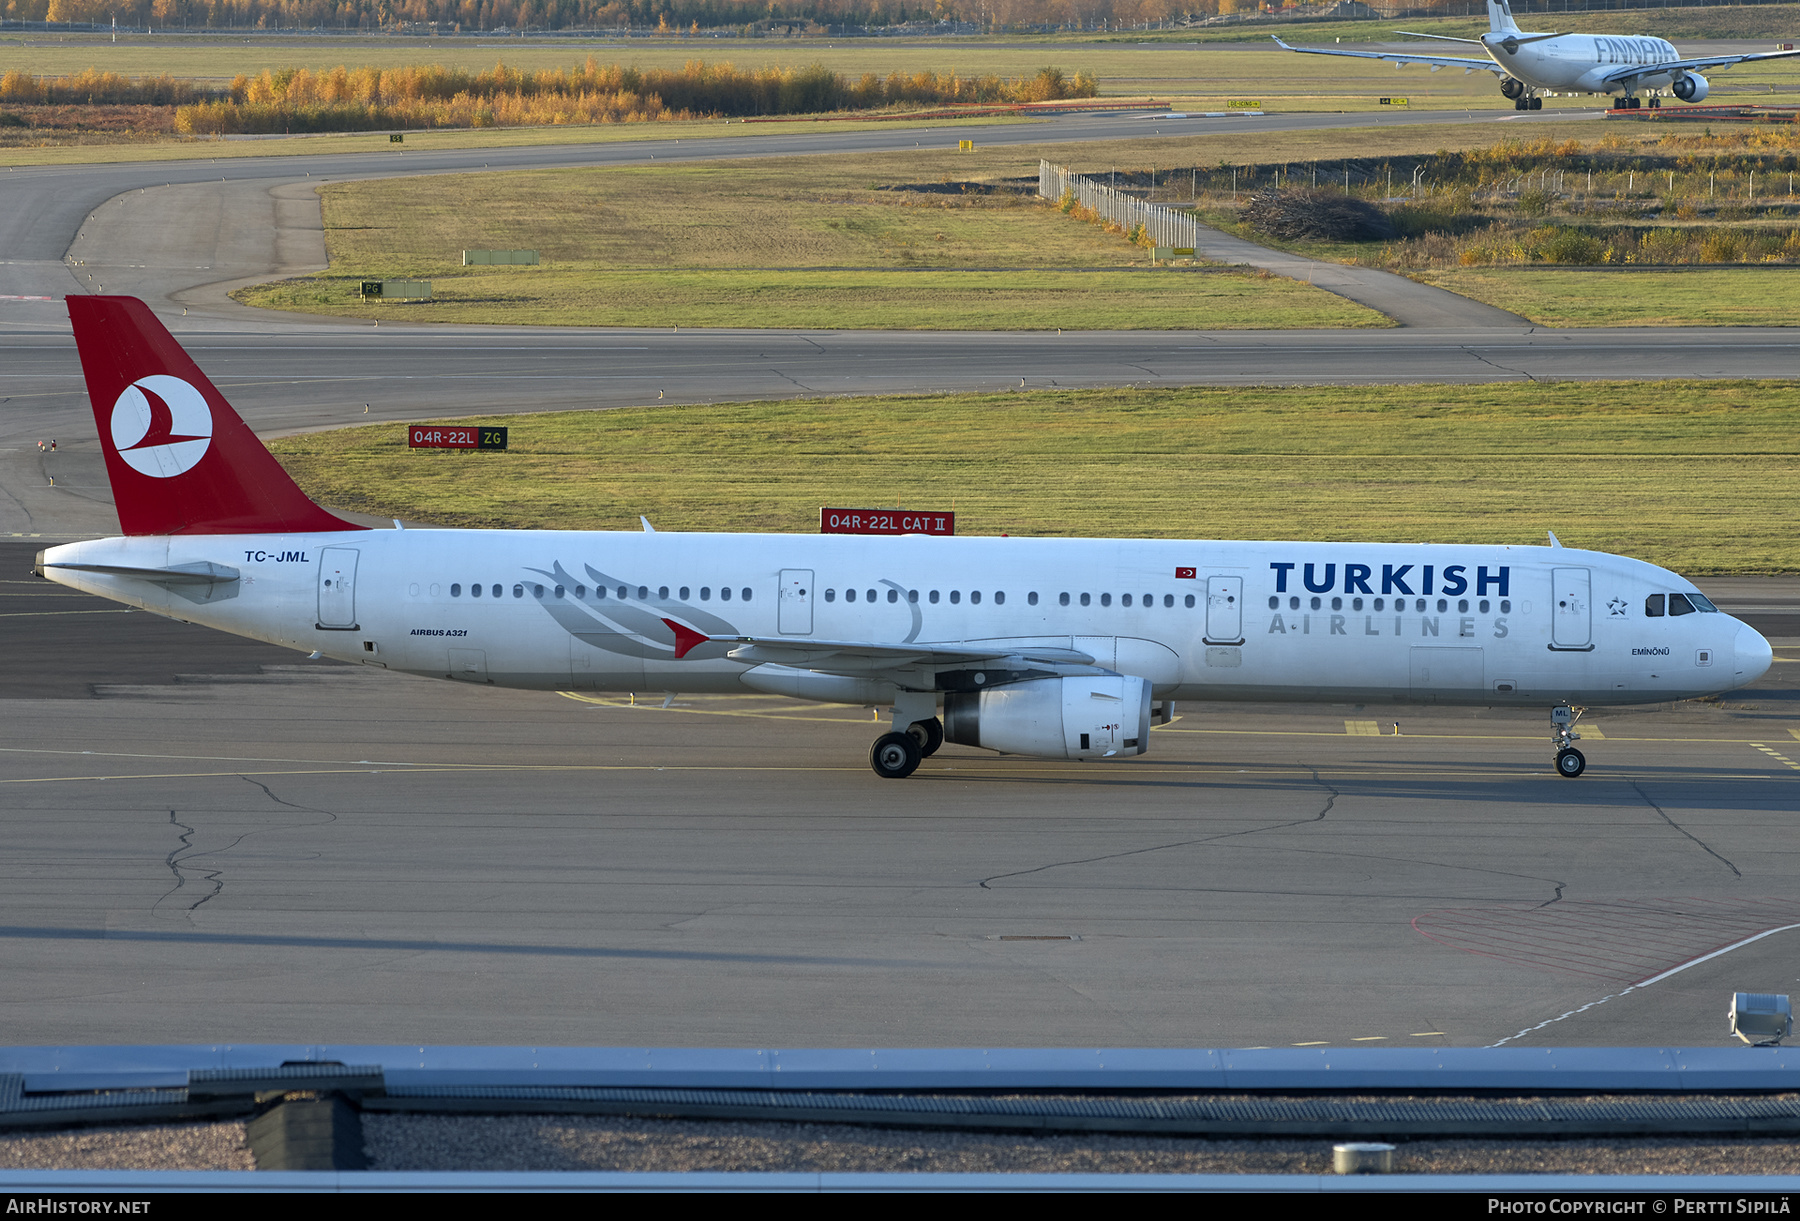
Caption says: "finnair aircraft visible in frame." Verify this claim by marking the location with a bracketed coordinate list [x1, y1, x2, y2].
[39, 297, 1772, 778]
[1276, 0, 1800, 110]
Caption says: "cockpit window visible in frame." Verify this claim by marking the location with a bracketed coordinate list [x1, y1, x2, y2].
[1668, 592, 1696, 616]
[1688, 592, 1719, 612]
[1645, 594, 1664, 617]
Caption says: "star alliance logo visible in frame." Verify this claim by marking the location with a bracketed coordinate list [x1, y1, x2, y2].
[1607, 598, 1629, 616]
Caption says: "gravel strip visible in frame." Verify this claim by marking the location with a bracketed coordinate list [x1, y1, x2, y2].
[0, 1121, 252, 1170]
[363, 1113, 1800, 1175]
[3, 1114, 1797, 1175]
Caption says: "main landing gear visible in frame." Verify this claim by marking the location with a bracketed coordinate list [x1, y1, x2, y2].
[1502, 78, 1542, 110]
[870, 717, 944, 780]
[1552, 703, 1586, 778]
[870, 693, 942, 779]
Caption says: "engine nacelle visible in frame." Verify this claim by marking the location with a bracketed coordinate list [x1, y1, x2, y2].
[944, 675, 1152, 760]
[1499, 77, 1525, 100]
[1672, 73, 1709, 102]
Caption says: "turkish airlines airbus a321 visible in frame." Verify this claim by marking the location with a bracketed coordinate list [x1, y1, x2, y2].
[37, 297, 1772, 778]
[1276, 0, 1800, 110]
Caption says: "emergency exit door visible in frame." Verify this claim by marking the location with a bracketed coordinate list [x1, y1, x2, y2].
[779, 569, 813, 634]
[1204, 575, 1243, 644]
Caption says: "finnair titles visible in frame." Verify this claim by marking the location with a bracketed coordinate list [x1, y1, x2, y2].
[1277, 0, 1800, 110]
[38, 297, 1772, 779]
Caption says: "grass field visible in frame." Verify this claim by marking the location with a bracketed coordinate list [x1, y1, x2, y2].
[235, 149, 1386, 329]
[1410, 267, 1800, 327]
[266, 380, 1800, 575]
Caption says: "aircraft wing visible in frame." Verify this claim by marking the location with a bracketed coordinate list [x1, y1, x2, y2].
[662, 620, 1096, 671]
[1271, 35, 1504, 75]
[1601, 47, 1800, 84]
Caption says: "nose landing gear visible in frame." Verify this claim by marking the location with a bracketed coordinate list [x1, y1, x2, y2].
[1552, 703, 1586, 777]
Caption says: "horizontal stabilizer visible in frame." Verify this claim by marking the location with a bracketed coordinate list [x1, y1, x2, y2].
[39, 559, 241, 585]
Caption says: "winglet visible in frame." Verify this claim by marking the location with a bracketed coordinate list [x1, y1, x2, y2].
[1548, 530, 1563, 548]
[661, 618, 709, 659]
[1270, 34, 1293, 48]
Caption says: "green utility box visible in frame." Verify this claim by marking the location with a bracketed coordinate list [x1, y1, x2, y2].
[462, 250, 540, 266]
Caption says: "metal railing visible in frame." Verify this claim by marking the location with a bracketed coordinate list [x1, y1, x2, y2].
[1037, 160, 1208, 252]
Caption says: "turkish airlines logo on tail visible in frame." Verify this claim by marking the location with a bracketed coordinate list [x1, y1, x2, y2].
[110, 375, 212, 478]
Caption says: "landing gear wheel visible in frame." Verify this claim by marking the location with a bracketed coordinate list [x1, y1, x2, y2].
[1530, 96, 1543, 110]
[1515, 98, 1528, 111]
[1556, 748, 1587, 778]
[871, 732, 923, 779]
[907, 717, 944, 758]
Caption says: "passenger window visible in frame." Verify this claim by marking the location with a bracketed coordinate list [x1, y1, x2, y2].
[845, 588, 855, 603]
[658, 586, 669, 600]
[1100, 593, 1112, 607]
[1185, 594, 1196, 609]
[825, 589, 837, 602]
[742, 588, 752, 601]
[1331, 597, 1343, 611]
[1028, 592, 1039, 606]
[1669, 593, 1696, 616]
[1289, 596, 1299, 611]
[533, 584, 544, 598]
[1143, 592, 1153, 607]
[471, 583, 482, 598]
[636, 586, 647, 600]
[930, 590, 940, 604]
[514, 584, 525, 599]
[887, 589, 898, 604]
[1372, 598, 1383, 612]
[1080, 593, 1091, 607]
[1458, 599, 1469, 613]
[1436, 598, 1448, 613]
[950, 590, 961, 605]
[865, 588, 875, 603]
[1500, 600, 1510, 614]
[1269, 596, 1280, 610]
[1122, 594, 1133, 608]
[1416, 599, 1427, 612]
[576, 584, 587, 599]
[1478, 600, 1489, 614]
[908, 590, 919, 603]
[1058, 592, 1069, 606]
[971, 591, 982, 605]
[679, 586, 690, 600]
[1352, 597, 1364, 612]
[994, 591, 1005, 606]
[701, 587, 712, 601]
[719, 587, 731, 601]
[451, 583, 462, 597]
[1309, 597, 1320, 611]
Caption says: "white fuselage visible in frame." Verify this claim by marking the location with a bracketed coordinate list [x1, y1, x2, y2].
[41, 531, 1771, 709]
[1488, 33, 1684, 95]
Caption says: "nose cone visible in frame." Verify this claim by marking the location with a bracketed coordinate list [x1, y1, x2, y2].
[1735, 622, 1773, 687]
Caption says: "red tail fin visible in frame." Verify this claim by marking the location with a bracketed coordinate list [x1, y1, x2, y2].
[67, 296, 364, 536]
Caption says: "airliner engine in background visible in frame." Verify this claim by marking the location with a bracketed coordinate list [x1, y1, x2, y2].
[1276, 0, 1800, 110]
[38, 297, 1772, 779]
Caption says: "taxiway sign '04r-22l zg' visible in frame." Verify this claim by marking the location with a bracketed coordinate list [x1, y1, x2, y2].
[1276, 0, 1800, 110]
[38, 297, 1773, 779]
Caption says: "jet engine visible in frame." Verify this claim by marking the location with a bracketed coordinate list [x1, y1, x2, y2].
[1499, 77, 1525, 99]
[943, 674, 1152, 760]
[1672, 73, 1709, 102]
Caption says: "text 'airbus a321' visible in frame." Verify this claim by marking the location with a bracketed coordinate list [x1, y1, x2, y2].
[1276, 0, 1800, 110]
[37, 297, 1772, 778]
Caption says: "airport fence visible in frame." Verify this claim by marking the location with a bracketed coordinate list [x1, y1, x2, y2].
[1037, 160, 1208, 253]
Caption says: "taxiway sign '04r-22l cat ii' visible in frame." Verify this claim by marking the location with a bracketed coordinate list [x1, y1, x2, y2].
[1276, 0, 1800, 110]
[38, 297, 1773, 778]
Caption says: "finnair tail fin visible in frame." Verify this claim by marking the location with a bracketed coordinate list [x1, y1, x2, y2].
[66, 296, 366, 537]
[1488, 0, 1521, 34]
